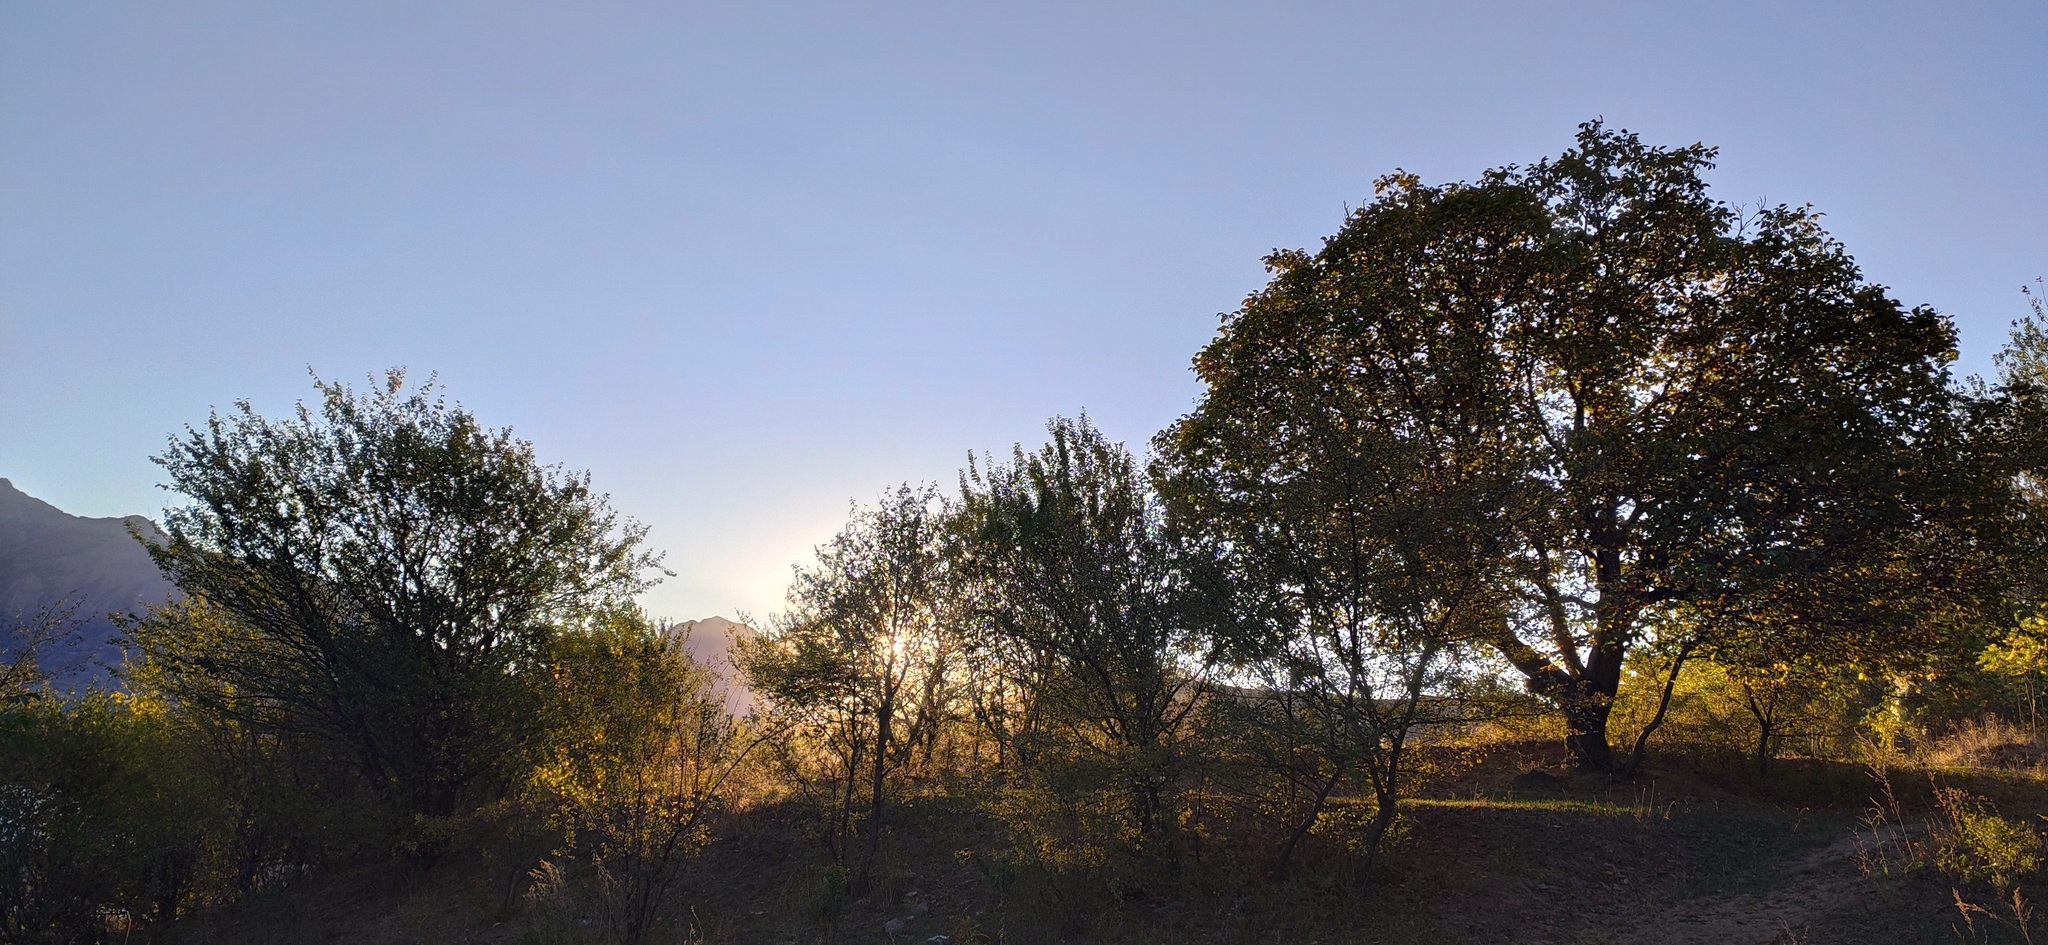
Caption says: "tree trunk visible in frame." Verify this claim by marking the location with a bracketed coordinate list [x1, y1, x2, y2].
[1125, 711, 1167, 845]
[1129, 779, 1159, 843]
[2028, 676, 2037, 740]
[1355, 785, 1400, 886]
[1755, 717, 1774, 778]
[1741, 686, 1777, 778]
[860, 696, 894, 889]
[1492, 621, 1626, 772]
[835, 743, 860, 856]
[1617, 642, 1695, 778]
[1562, 696, 1616, 771]
[1271, 769, 1342, 880]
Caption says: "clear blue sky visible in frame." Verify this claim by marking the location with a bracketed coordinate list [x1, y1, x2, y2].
[3, 1, 2043, 624]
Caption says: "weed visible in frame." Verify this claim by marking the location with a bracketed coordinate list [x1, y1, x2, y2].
[1928, 718, 2048, 774]
[1857, 766, 2045, 942]
[519, 859, 601, 945]
[1932, 785, 2044, 892]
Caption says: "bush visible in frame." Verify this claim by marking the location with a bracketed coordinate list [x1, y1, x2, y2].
[1932, 786, 2044, 893]
[0, 691, 214, 942]
[528, 612, 759, 945]
[124, 599, 391, 896]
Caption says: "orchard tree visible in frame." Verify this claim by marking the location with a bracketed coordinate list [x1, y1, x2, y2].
[1170, 122, 1986, 771]
[143, 370, 660, 818]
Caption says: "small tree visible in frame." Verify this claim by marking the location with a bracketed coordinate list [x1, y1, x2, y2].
[1159, 273, 1523, 876]
[1982, 615, 2048, 735]
[955, 417, 1212, 846]
[145, 370, 659, 819]
[125, 598, 380, 900]
[530, 610, 759, 945]
[738, 484, 956, 887]
[1982, 292, 2048, 729]
[2, 602, 83, 705]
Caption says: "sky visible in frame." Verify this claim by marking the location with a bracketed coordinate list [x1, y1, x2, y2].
[2, 0, 2044, 625]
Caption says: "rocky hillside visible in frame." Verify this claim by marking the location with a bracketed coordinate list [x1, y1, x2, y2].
[0, 478, 175, 684]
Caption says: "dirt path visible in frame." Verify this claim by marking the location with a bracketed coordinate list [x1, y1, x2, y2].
[1607, 826, 1904, 945]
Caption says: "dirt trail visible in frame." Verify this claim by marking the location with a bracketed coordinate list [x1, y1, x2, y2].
[1608, 826, 1903, 945]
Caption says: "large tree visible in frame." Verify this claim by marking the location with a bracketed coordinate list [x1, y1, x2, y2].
[142, 370, 658, 817]
[1170, 123, 1982, 770]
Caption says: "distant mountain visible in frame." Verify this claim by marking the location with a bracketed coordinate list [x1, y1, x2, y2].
[0, 479, 176, 684]
[666, 615, 758, 716]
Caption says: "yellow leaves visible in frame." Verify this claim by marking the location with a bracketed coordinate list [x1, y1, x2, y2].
[1979, 615, 2048, 680]
[107, 688, 170, 720]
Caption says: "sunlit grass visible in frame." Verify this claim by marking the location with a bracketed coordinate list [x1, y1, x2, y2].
[1404, 796, 1658, 816]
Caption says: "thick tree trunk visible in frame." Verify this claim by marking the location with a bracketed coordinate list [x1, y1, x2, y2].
[1492, 618, 1628, 772]
[1562, 695, 1616, 771]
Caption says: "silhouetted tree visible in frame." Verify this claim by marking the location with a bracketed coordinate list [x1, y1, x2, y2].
[1167, 122, 1985, 772]
[956, 417, 1212, 844]
[738, 484, 956, 888]
[143, 370, 659, 818]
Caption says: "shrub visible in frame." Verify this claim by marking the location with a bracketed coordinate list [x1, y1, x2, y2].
[1932, 785, 2044, 893]
[0, 691, 215, 942]
[529, 612, 760, 945]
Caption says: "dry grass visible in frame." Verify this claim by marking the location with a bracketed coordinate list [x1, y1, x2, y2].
[1923, 718, 2048, 775]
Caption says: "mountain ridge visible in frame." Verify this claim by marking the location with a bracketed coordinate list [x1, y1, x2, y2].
[0, 478, 177, 683]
